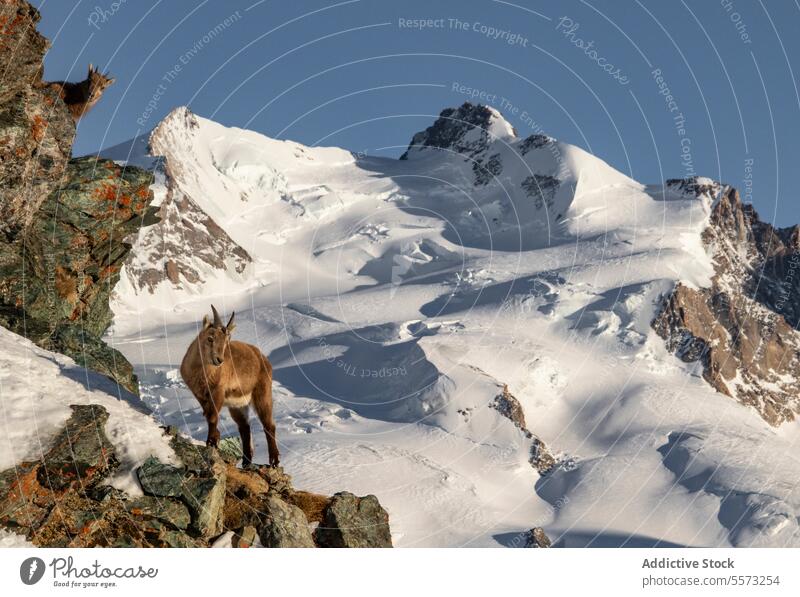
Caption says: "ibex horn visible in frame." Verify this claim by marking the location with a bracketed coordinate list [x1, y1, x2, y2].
[211, 304, 222, 328]
[226, 311, 236, 331]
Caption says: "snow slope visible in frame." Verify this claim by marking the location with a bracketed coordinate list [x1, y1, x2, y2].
[0, 326, 175, 495]
[103, 105, 800, 547]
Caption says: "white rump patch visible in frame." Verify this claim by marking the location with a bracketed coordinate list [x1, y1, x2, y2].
[224, 393, 252, 409]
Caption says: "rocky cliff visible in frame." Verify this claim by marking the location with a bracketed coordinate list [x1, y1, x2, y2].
[0, 0, 156, 393]
[654, 184, 800, 426]
[0, 0, 73, 237]
[122, 108, 251, 295]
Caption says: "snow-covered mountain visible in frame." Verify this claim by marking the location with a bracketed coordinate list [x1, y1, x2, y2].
[104, 103, 800, 547]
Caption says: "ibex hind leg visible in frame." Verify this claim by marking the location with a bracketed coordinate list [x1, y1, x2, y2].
[228, 406, 254, 466]
[252, 378, 279, 467]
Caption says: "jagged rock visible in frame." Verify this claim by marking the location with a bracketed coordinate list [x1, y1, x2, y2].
[519, 134, 555, 155]
[492, 384, 527, 430]
[314, 492, 392, 548]
[491, 385, 556, 474]
[529, 438, 557, 475]
[0, 461, 54, 531]
[0, 2, 156, 393]
[125, 496, 191, 530]
[524, 527, 551, 548]
[400, 102, 515, 160]
[0, 404, 190, 547]
[183, 476, 226, 539]
[1, 404, 393, 547]
[118, 107, 251, 295]
[169, 431, 224, 475]
[218, 436, 244, 464]
[654, 186, 800, 426]
[521, 174, 560, 211]
[0, 157, 157, 394]
[232, 525, 258, 548]
[258, 494, 315, 548]
[472, 152, 503, 186]
[37, 404, 116, 490]
[137, 457, 185, 497]
[0, 0, 74, 237]
[253, 465, 292, 496]
[141, 433, 228, 538]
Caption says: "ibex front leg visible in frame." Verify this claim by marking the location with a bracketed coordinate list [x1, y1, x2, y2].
[205, 389, 225, 448]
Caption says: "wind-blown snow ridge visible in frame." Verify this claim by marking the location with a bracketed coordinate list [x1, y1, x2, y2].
[101, 103, 800, 547]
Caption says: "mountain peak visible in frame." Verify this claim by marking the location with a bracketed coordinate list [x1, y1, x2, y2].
[400, 102, 517, 160]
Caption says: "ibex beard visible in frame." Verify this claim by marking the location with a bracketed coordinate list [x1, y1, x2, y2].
[180, 305, 279, 466]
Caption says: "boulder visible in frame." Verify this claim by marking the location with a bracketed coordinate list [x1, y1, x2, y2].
[36, 404, 116, 490]
[137, 457, 185, 498]
[232, 525, 258, 548]
[258, 494, 315, 548]
[125, 496, 191, 530]
[314, 492, 392, 548]
[218, 436, 244, 464]
[183, 476, 226, 539]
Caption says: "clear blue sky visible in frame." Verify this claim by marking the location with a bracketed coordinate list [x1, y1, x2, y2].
[32, 0, 800, 226]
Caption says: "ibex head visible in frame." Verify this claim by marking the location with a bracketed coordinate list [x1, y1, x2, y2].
[87, 63, 115, 100]
[198, 304, 236, 366]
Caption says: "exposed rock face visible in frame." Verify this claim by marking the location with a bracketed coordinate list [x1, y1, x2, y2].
[0, 0, 74, 237]
[0, 157, 157, 393]
[0, 2, 157, 394]
[314, 492, 393, 548]
[119, 108, 251, 294]
[492, 385, 556, 474]
[0, 405, 199, 547]
[0, 413, 393, 547]
[654, 186, 800, 426]
[400, 102, 516, 160]
[524, 527, 552, 548]
[258, 495, 316, 548]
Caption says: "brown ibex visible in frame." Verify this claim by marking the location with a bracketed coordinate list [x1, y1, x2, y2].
[180, 306, 279, 466]
[42, 64, 115, 122]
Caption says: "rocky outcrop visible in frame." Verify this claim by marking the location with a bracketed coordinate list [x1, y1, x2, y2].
[259, 495, 316, 548]
[0, 405, 200, 547]
[314, 492, 392, 548]
[654, 186, 800, 426]
[524, 527, 552, 548]
[0, 408, 393, 547]
[492, 385, 556, 474]
[0, 0, 74, 238]
[0, 157, 157, 393]
[0, 2, 157, 394]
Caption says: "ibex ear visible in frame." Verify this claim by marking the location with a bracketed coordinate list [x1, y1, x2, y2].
[88, 63, 94, 75]
[226, 311, 236, 334]
[202, 315, 211, 329]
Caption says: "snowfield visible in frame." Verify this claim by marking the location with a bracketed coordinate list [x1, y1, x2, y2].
[0, 327, 176, 496]
[94, 105, 800, 547]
